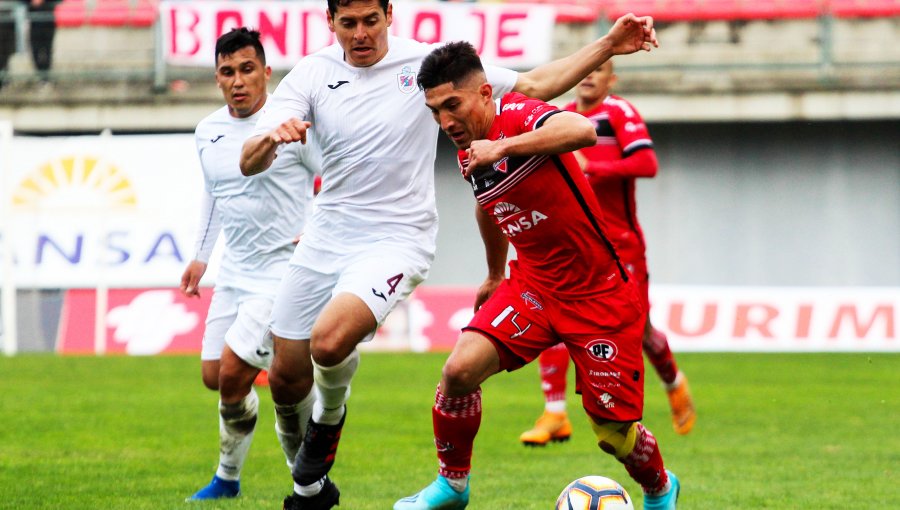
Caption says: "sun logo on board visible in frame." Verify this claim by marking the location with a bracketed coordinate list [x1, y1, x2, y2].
[11, 155, 137, 211]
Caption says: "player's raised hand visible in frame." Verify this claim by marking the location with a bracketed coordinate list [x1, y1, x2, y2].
[605, 13, 659, 54]
[179, 260, 208, 298]
[463, 139, 504, 178]
[269, 118, 312, 145]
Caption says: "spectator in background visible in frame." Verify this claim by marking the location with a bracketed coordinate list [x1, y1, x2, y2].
[24, 0, 59, 84]
[0, 3, 20, 89]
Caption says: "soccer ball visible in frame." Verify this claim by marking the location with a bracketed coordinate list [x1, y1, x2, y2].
[555, 475, 634, 510]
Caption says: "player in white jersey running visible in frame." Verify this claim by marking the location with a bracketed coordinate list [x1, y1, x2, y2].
[180, 28, 320, 501]
[239, 1, 658, 508]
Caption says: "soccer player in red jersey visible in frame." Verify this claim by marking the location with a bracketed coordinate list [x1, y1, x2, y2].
[520, 61, 696, 446]
[395, 41, 680, 510]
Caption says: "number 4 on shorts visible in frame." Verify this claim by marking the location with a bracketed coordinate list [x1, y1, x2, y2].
[386, 273, 403, 295]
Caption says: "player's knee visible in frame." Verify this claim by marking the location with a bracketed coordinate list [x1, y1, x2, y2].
[201, 371, 219, 391]
[310, 343, 345, 367]
[591, 419, 638, 460]
[440, 359, 480, 395]
[310, 330, 355, 367]
[218, 370, 251, 401]
[201, 360, 220, 390]
[268, 365, 314, 404]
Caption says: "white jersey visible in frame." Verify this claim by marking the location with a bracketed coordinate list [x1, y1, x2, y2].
[194, 105, 320, 294]
[254, 36, 518, 269]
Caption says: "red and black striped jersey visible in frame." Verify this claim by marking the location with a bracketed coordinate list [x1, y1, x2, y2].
[564, 95, 654, 256]
[458, 92, 626, 298]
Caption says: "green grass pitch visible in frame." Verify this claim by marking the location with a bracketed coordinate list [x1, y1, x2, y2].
[1, 352, 897, 509]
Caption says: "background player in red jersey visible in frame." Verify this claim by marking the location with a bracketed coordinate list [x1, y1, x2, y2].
[395, 41, 679, 510]
[520, 61, 696, 446]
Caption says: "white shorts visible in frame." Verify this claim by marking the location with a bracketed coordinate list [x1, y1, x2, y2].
[270, 243, 431, 341]
[201, 287, 275, 370]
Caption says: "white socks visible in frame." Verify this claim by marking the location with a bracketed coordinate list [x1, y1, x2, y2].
[545, 400, 567, 414]
[216, 387, 259, 481]
[312, 349, 359, 425]
[274, 391, 316, 469]
[295, 477, 327, 497]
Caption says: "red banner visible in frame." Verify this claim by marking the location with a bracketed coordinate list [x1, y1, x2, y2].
[57, 288, 212, 355]
[56, 285, 898, 355]
[159, 1, 555, 70]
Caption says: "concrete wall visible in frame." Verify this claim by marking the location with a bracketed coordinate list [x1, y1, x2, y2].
[429, 120, 900, 287]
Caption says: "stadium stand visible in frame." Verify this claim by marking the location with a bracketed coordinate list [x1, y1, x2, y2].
[830, 0, 900, 18]
[55, 0, 156, 28]
[49, 0, 900, 28]
[509, 0, 899, 23]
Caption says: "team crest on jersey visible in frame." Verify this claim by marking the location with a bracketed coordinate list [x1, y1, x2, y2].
[493, 157, 509, 173]
[586, 339, 618, 362]
[397, 66, 417, 94]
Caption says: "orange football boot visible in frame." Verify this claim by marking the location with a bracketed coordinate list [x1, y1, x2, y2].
[519, 411, 572, 446]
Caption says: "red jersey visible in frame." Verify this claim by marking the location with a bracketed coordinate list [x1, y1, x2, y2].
[564, 94, 656, 258]
[458, 92, 627, 299]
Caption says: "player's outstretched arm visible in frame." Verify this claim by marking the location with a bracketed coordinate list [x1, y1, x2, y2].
[512, 13, 658, 101]
[464, 112, 595, 177]
[240, 118, 312, 176]
[241, 134, 279, 176]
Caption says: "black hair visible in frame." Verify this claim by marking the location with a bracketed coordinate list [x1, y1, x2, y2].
[215, 27, 266, 66]
[418, 41, 484, 91]
[327, 0, 389, 18]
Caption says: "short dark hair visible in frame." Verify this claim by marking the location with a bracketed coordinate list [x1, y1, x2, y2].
[418, 41, 484, 92]
[215, 27, 266, 66]
[327, 0, 389, 18]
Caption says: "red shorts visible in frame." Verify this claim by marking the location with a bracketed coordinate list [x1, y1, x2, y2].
[465, 273, 646, 422]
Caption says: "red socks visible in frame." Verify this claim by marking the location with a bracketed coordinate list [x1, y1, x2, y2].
[643, 327, 678, 385]
[538, 343, 569, 403]
[621, 423, 669, 494]
[433, 387, 482, 479]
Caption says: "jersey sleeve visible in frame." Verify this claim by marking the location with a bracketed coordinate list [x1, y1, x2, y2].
[194, 122, 211, 184]
[191, 185, 222, 264]
[191, 125, 221, 263]
[252, 61, 314, 137]
[484, 64, 519, 98]
[501, 93, 562, 135]
[607, 97, 653, 157]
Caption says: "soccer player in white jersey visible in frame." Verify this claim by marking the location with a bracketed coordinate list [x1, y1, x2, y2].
[180, 28, 320, 501]
[239, 1, 658, 508]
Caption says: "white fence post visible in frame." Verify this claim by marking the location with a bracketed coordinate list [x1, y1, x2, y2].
[1, 120, 17, 356]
